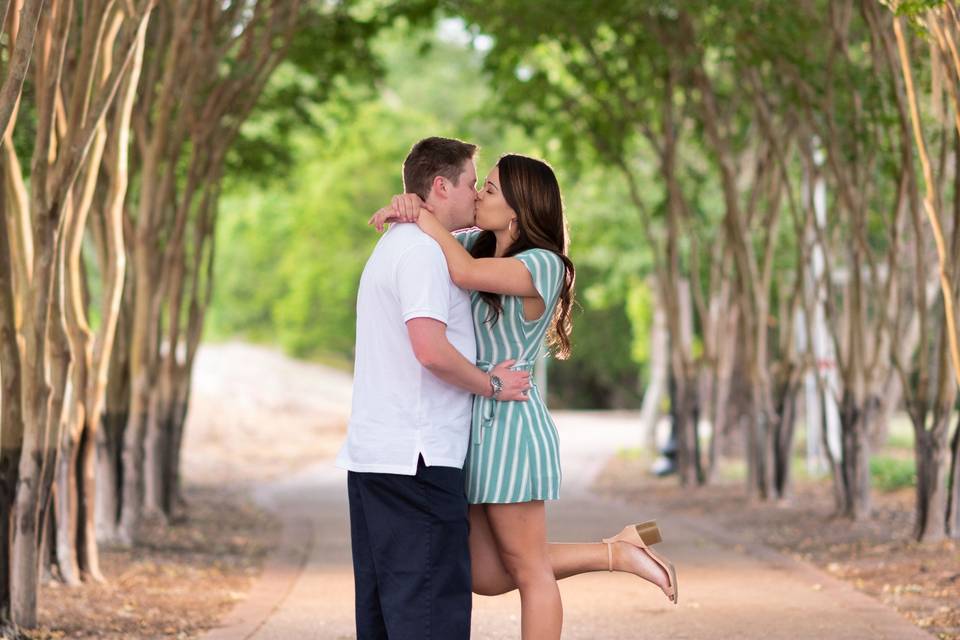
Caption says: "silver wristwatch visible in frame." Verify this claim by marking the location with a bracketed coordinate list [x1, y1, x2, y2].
[489, 374, 503, 399]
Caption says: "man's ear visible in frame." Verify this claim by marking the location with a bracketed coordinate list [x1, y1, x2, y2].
[431, 175, 447, 199]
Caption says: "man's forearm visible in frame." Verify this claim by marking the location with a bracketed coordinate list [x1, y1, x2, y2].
[421, 340, 491, 397]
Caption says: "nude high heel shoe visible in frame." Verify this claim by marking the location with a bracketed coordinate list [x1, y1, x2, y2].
[603, 521, 678, 604]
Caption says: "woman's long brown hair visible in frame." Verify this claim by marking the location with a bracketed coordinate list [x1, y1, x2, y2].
[470, 154, 576, 359]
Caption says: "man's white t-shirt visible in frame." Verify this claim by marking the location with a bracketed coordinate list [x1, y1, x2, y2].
[335, 224, 476, 475]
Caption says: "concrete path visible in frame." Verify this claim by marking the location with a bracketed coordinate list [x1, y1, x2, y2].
[200, 409, 930, 640]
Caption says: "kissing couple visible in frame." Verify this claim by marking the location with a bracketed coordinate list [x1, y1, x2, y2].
[336, 136, 677, 640]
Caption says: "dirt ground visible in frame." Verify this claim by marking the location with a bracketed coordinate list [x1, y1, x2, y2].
[32, 487, 279, 640]
[594, 454, 960, 640]
[27, 342, 350, 640]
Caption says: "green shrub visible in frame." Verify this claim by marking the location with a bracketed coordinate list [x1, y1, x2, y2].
[870, 456, 916, 492]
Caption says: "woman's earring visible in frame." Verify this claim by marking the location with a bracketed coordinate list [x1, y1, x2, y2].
[508, 219, 515, 232]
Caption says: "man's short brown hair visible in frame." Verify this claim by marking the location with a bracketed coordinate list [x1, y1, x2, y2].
[402, 137, 478, 200]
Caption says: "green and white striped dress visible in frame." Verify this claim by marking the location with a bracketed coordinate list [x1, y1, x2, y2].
[457, 230, 565, 504]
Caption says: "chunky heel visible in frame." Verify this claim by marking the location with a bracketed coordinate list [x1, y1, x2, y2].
[602, 520, 678, 605]
[602, 521, 661, 547]
[635, 521, 662, 546]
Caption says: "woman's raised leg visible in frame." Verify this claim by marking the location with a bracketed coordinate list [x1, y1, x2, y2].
[469, 505, 671, 598]
[469, 504, 517, 595]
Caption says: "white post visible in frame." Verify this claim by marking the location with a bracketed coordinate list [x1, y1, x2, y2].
[801, 138, 842, 476]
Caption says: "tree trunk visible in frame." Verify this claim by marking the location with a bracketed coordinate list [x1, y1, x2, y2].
[143, 373, 169, 520]
[839, 393, 872, 520]
[673, 373, 702, 486]
[819, 381, 846, 513]
[39, 217, 74, 575]
[146, 377, 185, 519]
[0, 165, 26, 622]
[914, 425, 951, 542]
[10, 447, 42, 627]
[12, 199, 60, 627]
[773, 382, 800, 499]
[117, 248, 162, 543]
[745, 392, 763, 500]
[705, 303, 738, 482]
[0, 0, 45, 142]
[94, 312, 131, 542]
[117, 381, 149, 544]
[165, 378, 191, 519]
[52, 102, 107, 584]
[85, 25, 141, 553]
[904, 322, 957, 542]
[74, 421, 101, 580]
[948, 413, 960, 538]
[670, 277, 702, 486]
[53, 427, 81, 586]
[168, 192, 220, 519]
[94, 410, 124, 541]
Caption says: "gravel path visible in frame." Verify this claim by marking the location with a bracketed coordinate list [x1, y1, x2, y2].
[193, 343, 929, 640]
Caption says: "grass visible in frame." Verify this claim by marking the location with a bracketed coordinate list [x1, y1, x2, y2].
[610, 411, 924, 494]
[615, 447, 652, 462]
[675, 455, 917, 492]
[617, 424, 917, 492]
[871, 456, 917, 492]
[711, 456, 818, 484]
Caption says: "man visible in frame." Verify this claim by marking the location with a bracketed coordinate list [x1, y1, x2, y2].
[335, 136, 531, 640]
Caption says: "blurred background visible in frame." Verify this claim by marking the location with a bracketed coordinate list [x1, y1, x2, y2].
[206, 15, 650, 411]
[2, 1, 959, 636]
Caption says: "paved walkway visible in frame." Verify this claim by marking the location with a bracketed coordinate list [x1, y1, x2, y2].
[200, 409, 929, 640]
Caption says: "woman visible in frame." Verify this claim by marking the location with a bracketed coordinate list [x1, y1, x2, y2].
[372, 154, 677, 638]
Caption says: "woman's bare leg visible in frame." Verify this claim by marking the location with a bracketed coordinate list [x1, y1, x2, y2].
[469, 504, 516, 595]
[485, 500, 562, 640]
[469, 505, 671, 596]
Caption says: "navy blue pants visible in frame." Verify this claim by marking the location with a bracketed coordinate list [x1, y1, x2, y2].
[347, 456, 471, 640]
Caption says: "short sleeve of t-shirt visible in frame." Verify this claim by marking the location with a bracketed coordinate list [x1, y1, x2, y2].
[396, 242, 451, 324]
[454, 229, 483, 251]
[515, 249, 564, 309]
